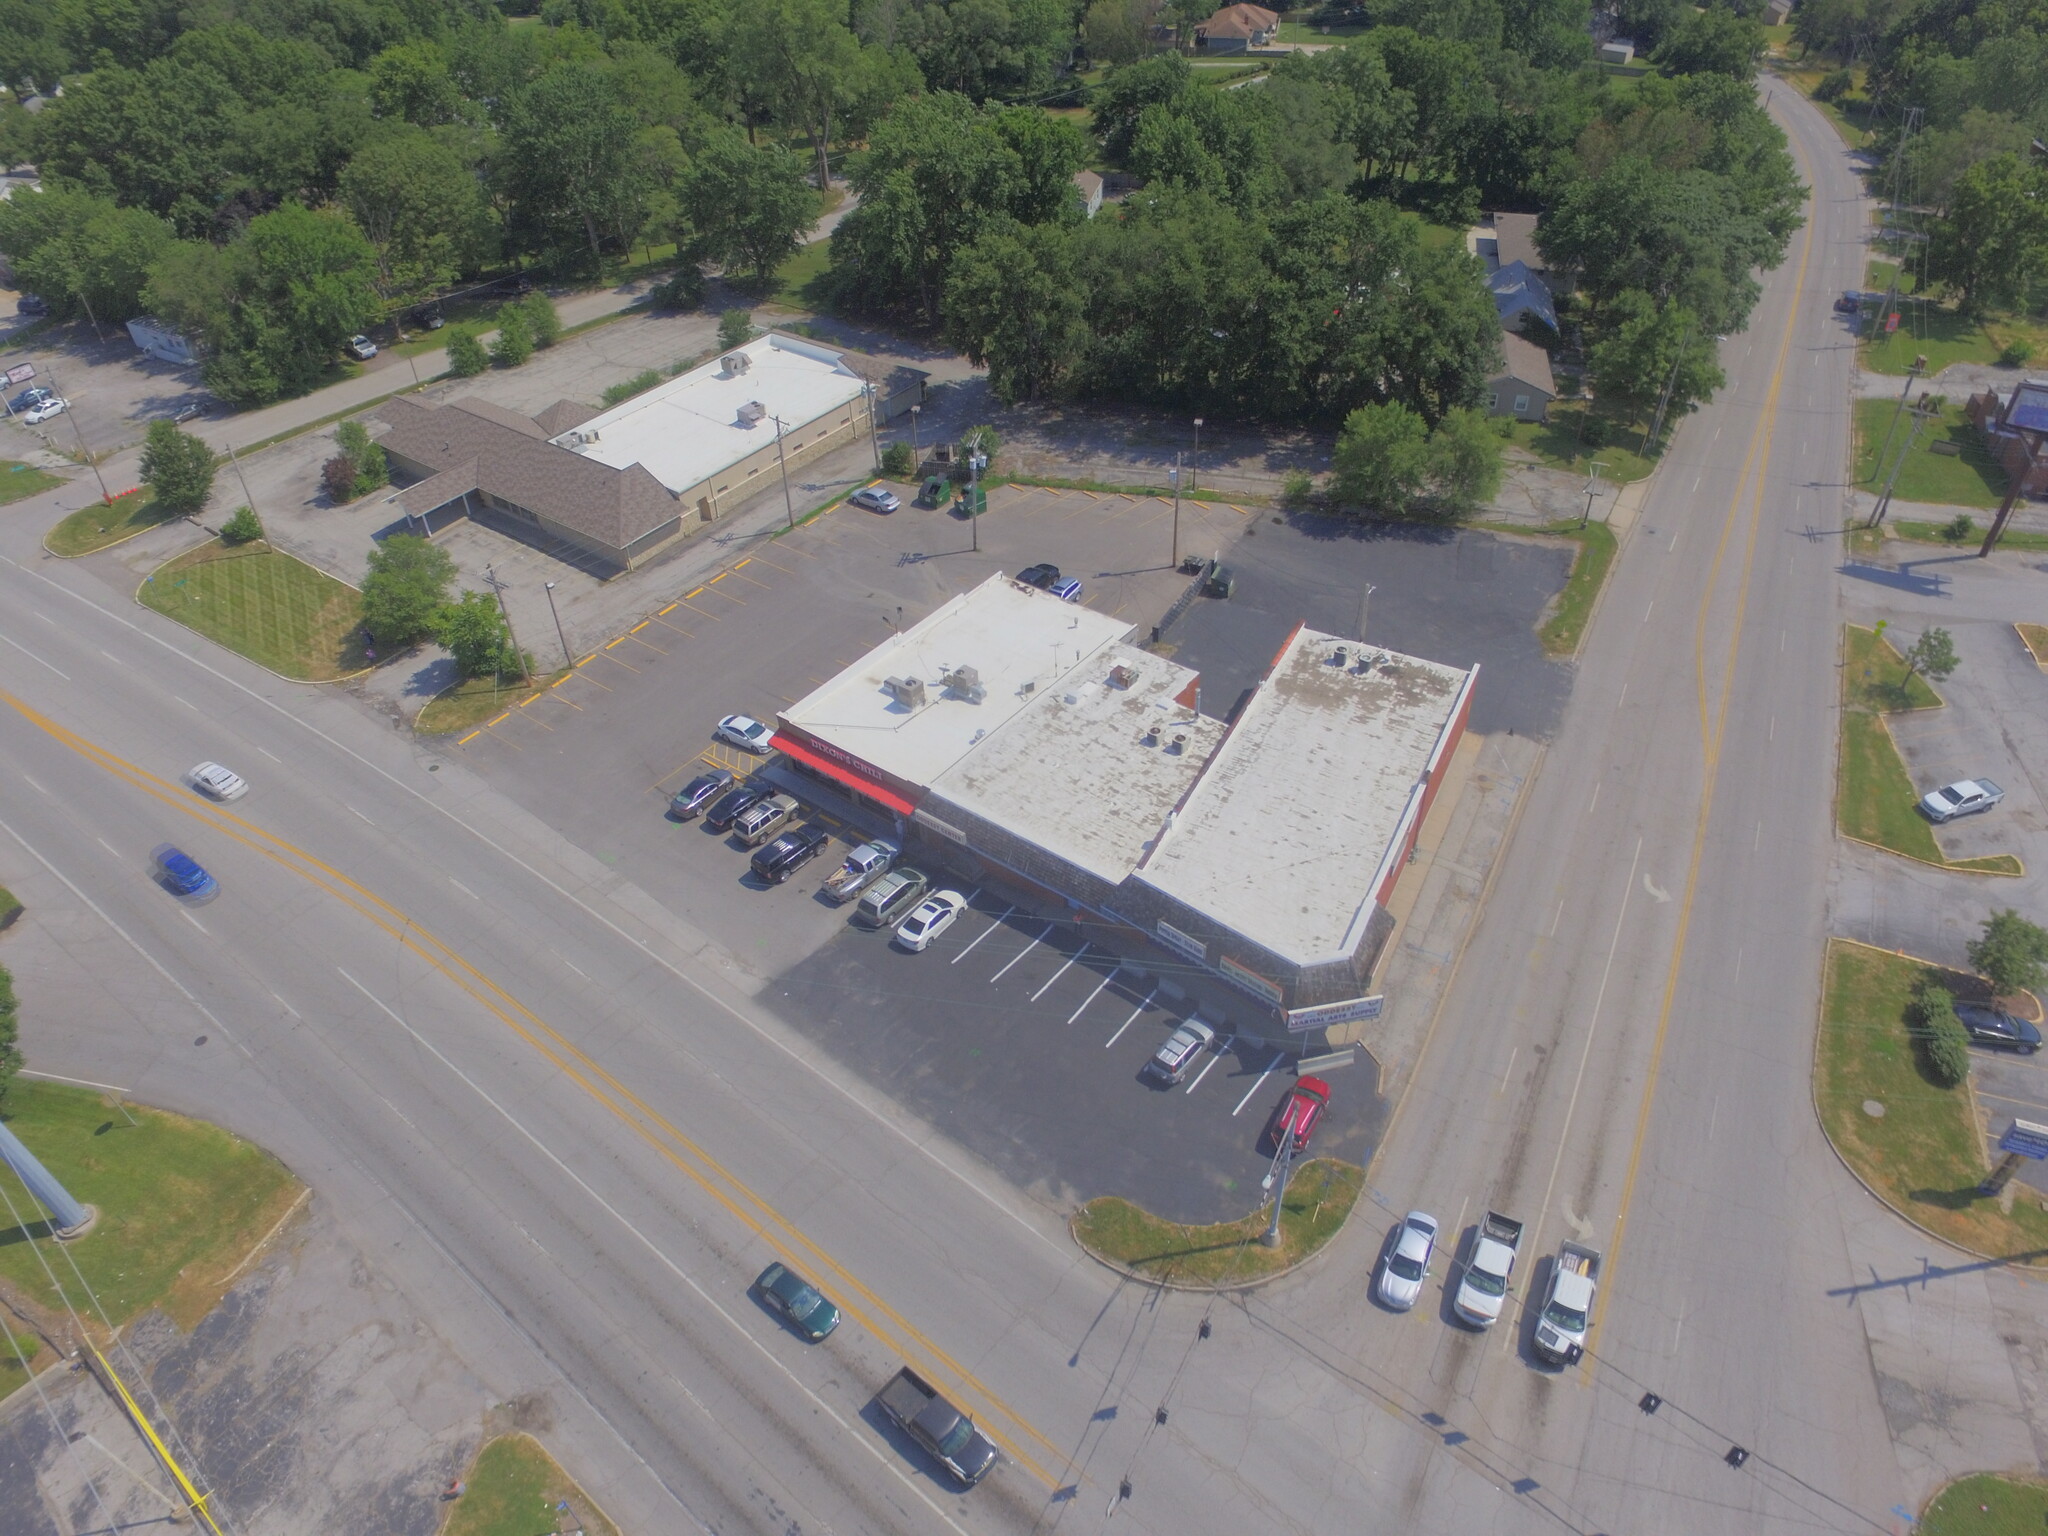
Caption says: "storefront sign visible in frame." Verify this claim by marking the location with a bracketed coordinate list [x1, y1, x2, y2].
[1286, 994, 1384, 1032]
[1217, 955, 1283, 1007]
[1154, 919, 1207, 963]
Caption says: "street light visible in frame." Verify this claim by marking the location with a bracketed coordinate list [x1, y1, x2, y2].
[862, 381, 882, 474]
[1579, 460, 1609, 529]
[1169, 453, 1182, 568]
[909, 404, 922, 467]
[1190, 417, 1204, 497]
[1259, 1129, 1295, 1248]
[544, 580, 571, 670]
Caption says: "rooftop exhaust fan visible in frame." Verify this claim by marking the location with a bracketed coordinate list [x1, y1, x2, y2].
[722, 352, 752, 375]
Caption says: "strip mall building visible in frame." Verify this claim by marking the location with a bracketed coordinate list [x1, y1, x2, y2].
[771, 574, 1476, 1032]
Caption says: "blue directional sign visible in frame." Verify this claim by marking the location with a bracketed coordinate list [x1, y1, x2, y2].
[1997, 1117, 2048, 1160]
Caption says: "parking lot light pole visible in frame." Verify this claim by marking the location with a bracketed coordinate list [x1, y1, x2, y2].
[483, 563, 533, 687]
[1170, 453, 1182, 568]
[772, 414, 797, 530]
[544, 580, 571, 669]
[862, 383, 882, 473]
[909, 404, 921, 466]
[1190, 418, 1204, 497]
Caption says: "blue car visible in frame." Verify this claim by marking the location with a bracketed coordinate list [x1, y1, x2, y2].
[152, 844, 218, 900]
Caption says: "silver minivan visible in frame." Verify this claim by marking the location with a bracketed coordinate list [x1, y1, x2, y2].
[855, 866, 929, 929]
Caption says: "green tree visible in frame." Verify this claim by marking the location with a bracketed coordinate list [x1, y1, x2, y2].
[882, 440, 917, 477]
[0, 962, 20, 1108]
[518, 292, 562, 349]
[1092, 53, 1192, 160]
[1927, 152, 2048, 315]
[334, 419, 389, 496]
[490, 309, 535, 367]
[1332, 401, 1430, 511]
[1424, 407, 1505, 513]
[139, 419, 217, 513]
[446, 326, 488, 375]
[367, 39, 470, 127]
[722, 0, 914, 191]
[1901, 626, 1958, 686]
[944, 220, 1087, 402]
[718, 308, 757, 348]
[1968, 910, 2048, 997]
[1655, 5, 1765, 78]
[221, 504, 264, 544]
[1589, 291, 1726, 423]
[1082, 0, 1149, 67]
[198, 204, 383, 406]
[682, 131, 819, 284]
[0, 187, 174, 324]
[339, 127, 496, 304]
[360, 534, 456, 648]
[1910, 978, 1972, 1087]
[501, 61, 649, 272]
[435, 590, 515, 678]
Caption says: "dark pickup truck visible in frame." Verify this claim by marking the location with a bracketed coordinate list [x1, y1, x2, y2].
[875, 1367, 999, 1486]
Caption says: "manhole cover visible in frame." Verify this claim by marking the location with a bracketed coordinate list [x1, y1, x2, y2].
[1863, 1099, 1886, 1117]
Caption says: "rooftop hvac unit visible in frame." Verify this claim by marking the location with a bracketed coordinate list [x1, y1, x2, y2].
[722, 352, 752, 375]
[885, 675, 927, 709]
[941, 664, 986, 704]
[736, 399, 767, 426]
[1109, 664, 1138, 689]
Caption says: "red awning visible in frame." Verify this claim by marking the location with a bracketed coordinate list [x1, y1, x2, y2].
[771, 733, 919, 817]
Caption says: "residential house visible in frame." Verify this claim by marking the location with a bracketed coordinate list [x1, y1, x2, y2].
[1486, 332, 1556, 422]
[1073, 169, 1105, 219]
[1489, 260, 1557, 337]
[1967, 379, 2048, 497]
[1598, 38, 1635, 64]
[1194, 3, 1278, 51]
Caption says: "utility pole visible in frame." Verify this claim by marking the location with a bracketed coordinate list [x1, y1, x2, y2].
[482, 563, 533, 687]
[772, 414, 797, 530]
[1868, 363, 1924, 488]
[45, 370, 111, 502]
[1259, 1129, 1296, 1248]
[1355, 582, 1376, 643]
[1867, 403, 1933, 528]
[544, 579, 572, 669]
[862, 383, 882, 473]
[1579, 460, 1609, 528]
[967, 440, 987, 553]
[1641, 333, 1691, 456]
[226, 441, 259, 519]
[1170, 452, 1183, 568]
[1190, 417, 1204, 497]
[909, 404, 921, 467]
[1979, 481, 2023, 557]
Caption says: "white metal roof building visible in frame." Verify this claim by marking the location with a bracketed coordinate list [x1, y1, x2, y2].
[772, 576, 1477, 1030]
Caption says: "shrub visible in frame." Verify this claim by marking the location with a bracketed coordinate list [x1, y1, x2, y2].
[717, 308, 755, 349]
[435, 590, 516, 679]
[881, 440, 917, 478]
[519, 292, 560, 349]
[1998, 339, 2034, 367]
[1910, 978, 1973, 1087]
[322, 454, 360, 502]
[220, 504, 263, 544]
[1813, 68, 1854, 103]
[360, 533, 456, 648]
[1282, 469, 1315, 505]
[446, 327, 488, 376]
[139, 419, 218, 514]
[1941, 512, 1975, 542]
[653, 265, 706, 310]
[961, 423, 1001, 464]
[334, 419, 389, 497]
[602, 369, 663, 407]
[489, 310, 534, 368]
[1968, 909, 2048, 996]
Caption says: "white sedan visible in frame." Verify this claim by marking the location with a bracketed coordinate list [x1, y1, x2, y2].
[188, 761, 249, 801]
[715, 714, 775, 753]
[1375, 1211, 1438, 1311]
[22, 396, 67, 425]
[894, 890, 967, 952]
[1918, 777, 2003, 823]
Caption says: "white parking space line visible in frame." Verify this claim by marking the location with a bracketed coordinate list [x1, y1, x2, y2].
[1233, 1051, 1284, 1115]
[990, 923, 1054, 982]
[1031, 945, 1086, 1001]
[1104, 985, 1159, 1048]
[1069, 966, 1121, 1023]
[1185, 1041, 1229, 1094]
[950, 904, 1014, 964]
[96, 837, 120, 859]
[181, 910, 208, 933]
[257, 746, 281, 762]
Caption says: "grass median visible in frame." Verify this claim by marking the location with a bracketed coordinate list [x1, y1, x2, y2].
[0, 1082, 302, 1337]
[1817, 941, 2048, 1262]
[1921, 1474, 2048, 1534]
[1072, 1159, 1363, 1287]
[417, 668, 571, 735]
[46, 495, 178, 557]
[444, 1433, 619, 1536]
[140, 539, 369, 680]
[1836, 625, 2022, 875]
[0, 460, 64, 506]
[2017, 623, 2048, 667]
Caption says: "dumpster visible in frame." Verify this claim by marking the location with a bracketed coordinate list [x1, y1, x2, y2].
[917, 475, 949, 508]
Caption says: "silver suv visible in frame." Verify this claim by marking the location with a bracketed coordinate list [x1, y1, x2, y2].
[855, 867, 929, 928]
[733, 793, 799, 846]
[1145, 1017, 1216, 1084]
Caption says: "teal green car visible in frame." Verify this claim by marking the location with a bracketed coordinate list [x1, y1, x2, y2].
[756, 1262, 840, 1341]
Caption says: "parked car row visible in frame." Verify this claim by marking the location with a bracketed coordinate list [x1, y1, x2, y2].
[1370, 1205, 1605, 1367]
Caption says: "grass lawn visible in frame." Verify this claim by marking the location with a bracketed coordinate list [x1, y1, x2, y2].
[1071, 1158, 1363, 1287]
[1277, 19, 1366, 39]
[0, 883, 20, 928]
[1536, 520, 1618, 656]
[1922, 1475, 2048, 1534]
[1862, 300, 2048, 376]
[1836, 625, 2022, 874]
[46, 495, 180, 557]
[2017, 622, 2048, 666]
[1771, 63, 1877, 148]
[0, 460, 64, 505]
[1498, 401, 1661, 484]
[770, 237, 835, 311]
[139, 540, 369, 681]
[1889, 518, 2048, 553]
[443, 1434, 619, 1536]
[1853, 396, 2007, 509]
[417, 669, 571, 735]
[0, 1082, 302, 1332]
[1817, 941, 2048, 1260]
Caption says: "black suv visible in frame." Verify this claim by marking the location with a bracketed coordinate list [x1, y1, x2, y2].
[752, 825, 830, 884]
[705, 783, 768, 831]
[1016, 563, 1059, 589]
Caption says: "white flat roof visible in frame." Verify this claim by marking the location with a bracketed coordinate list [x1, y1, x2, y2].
[930, 643, 1226, 884]
[1137, 628, 1474, 964]
[553, 333, 866, 494]
[781, 574, 1135, 787]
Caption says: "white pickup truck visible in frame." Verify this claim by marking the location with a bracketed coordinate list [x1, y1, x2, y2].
[1453, 1211, 1523, 1328]
[1532, 1241, 1601, 1365]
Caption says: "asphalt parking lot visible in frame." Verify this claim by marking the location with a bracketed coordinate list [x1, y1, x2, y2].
[1167, 513, 1575, 738]
[1972, 1042, 2048, 1195]
[456, 482, 1567, 1218]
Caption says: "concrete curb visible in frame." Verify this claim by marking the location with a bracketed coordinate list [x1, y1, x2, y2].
[1811, 938, 2048, 1273]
